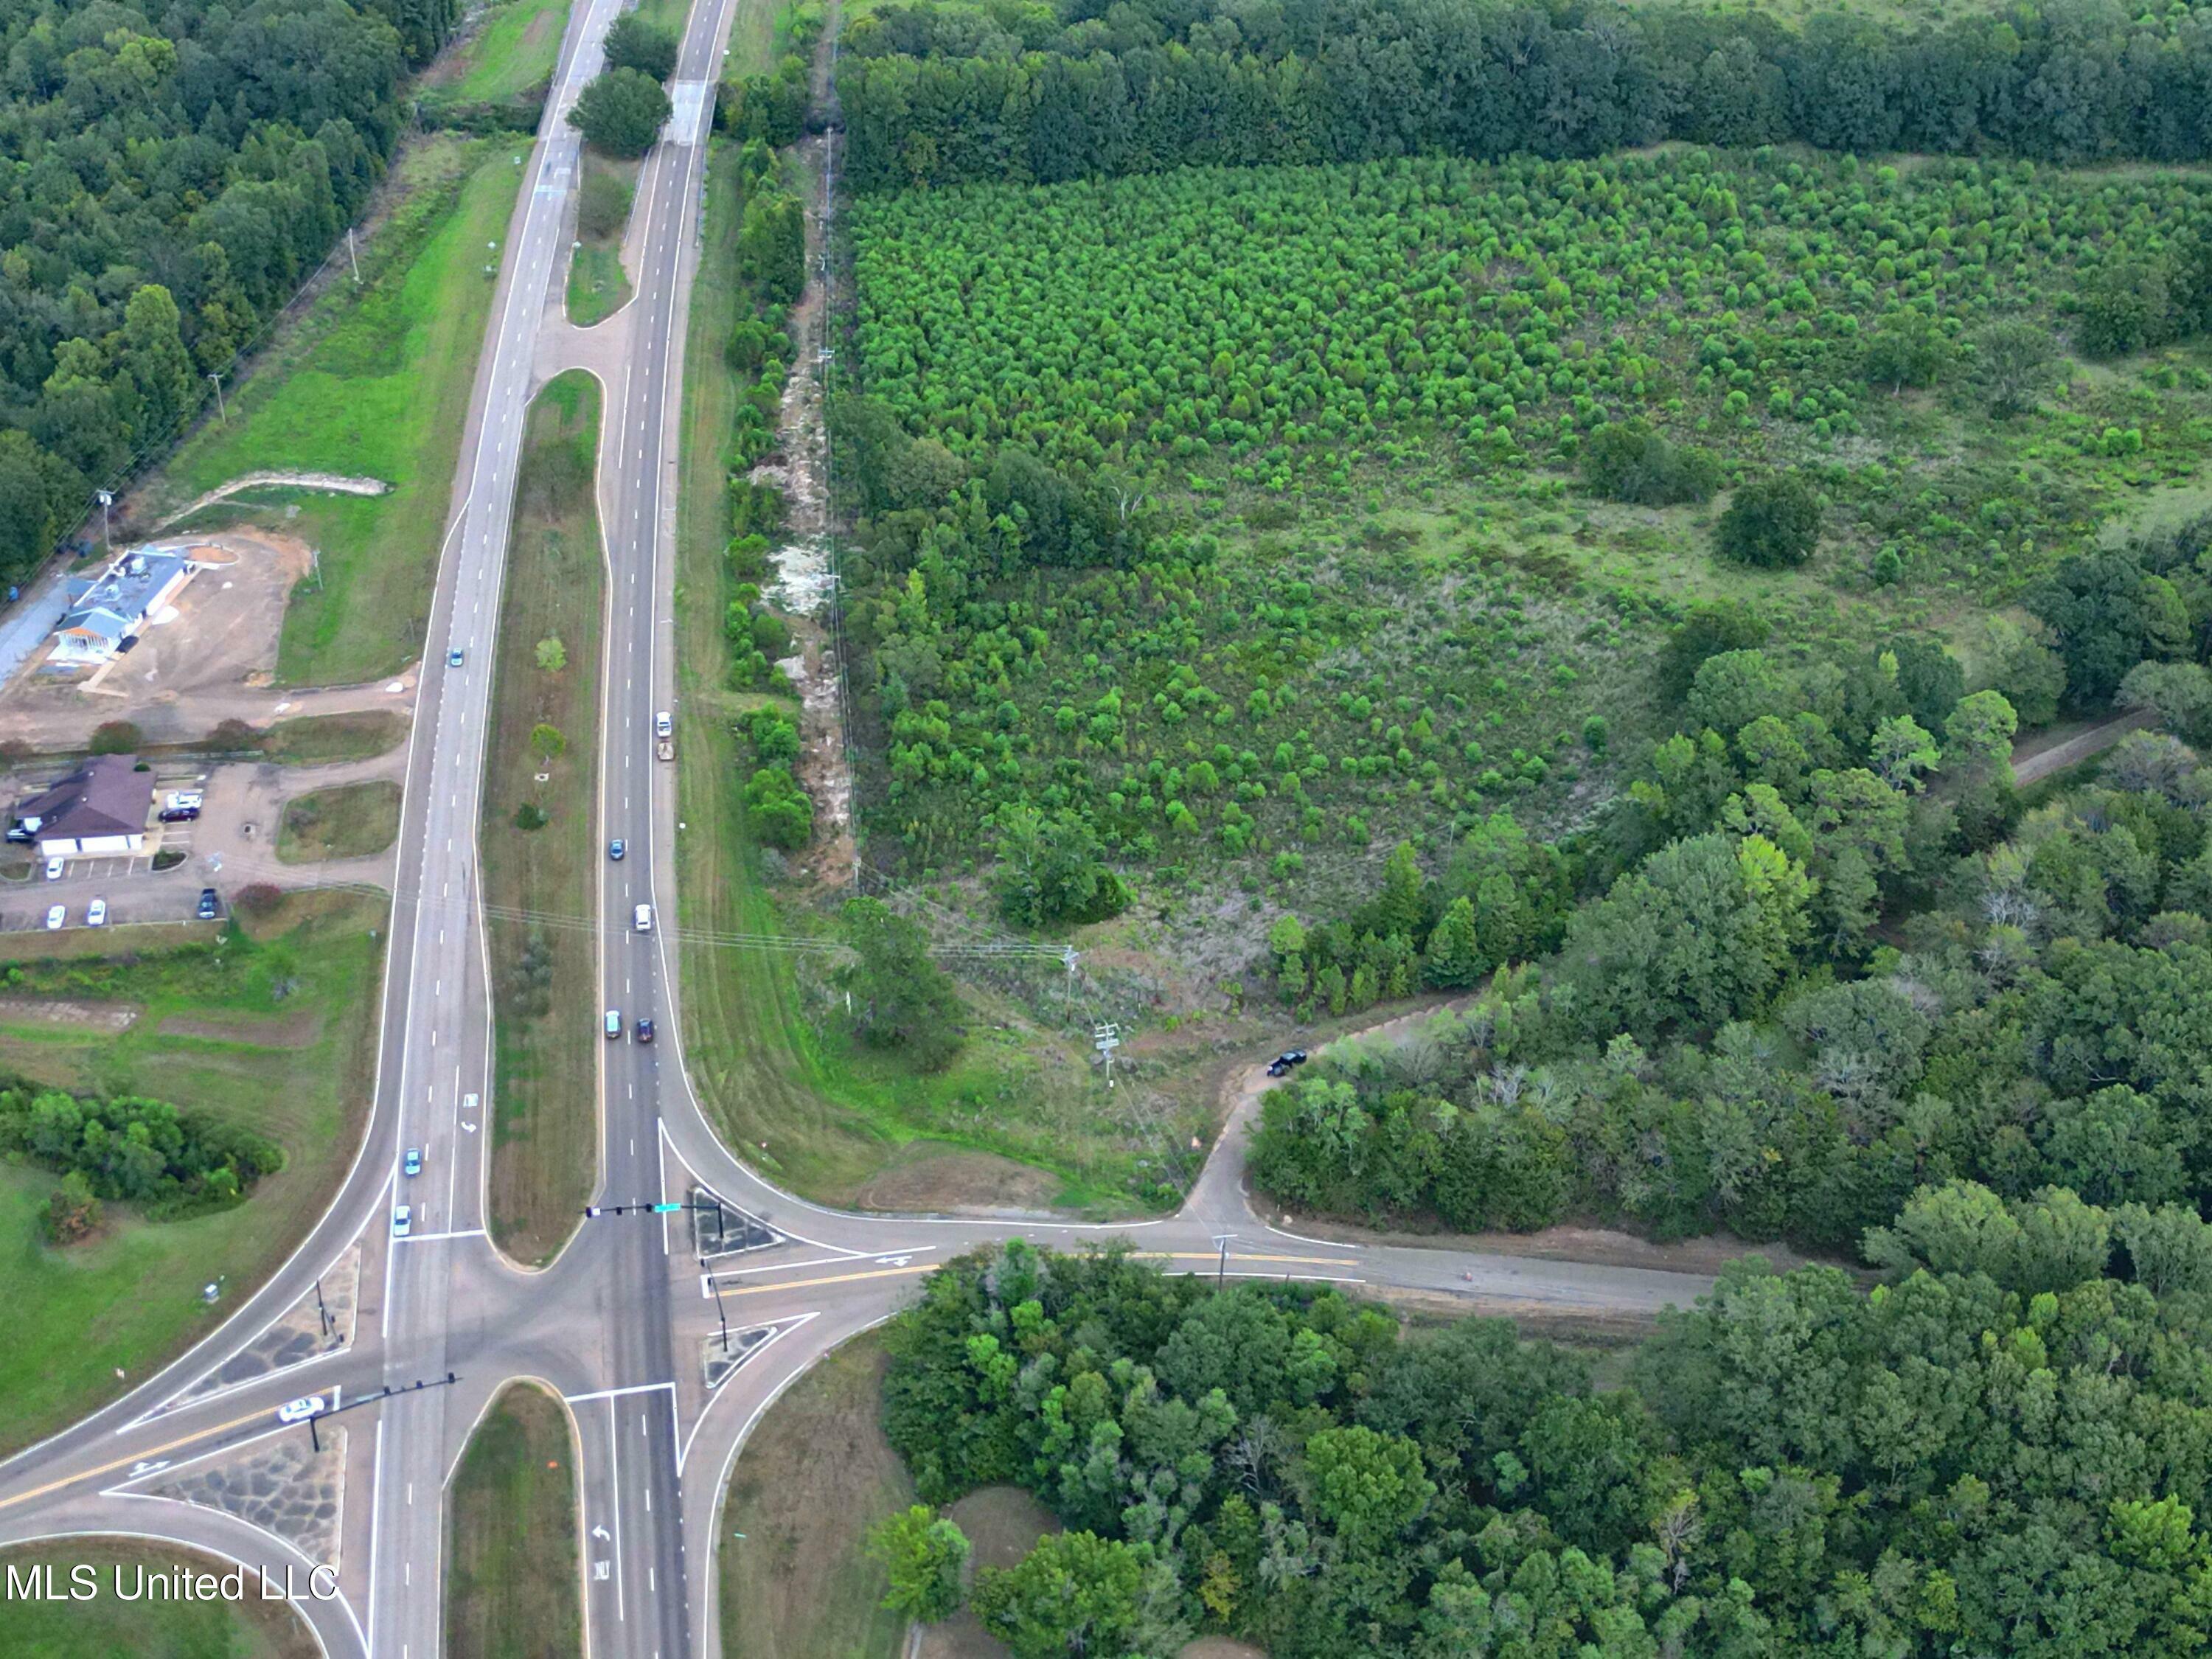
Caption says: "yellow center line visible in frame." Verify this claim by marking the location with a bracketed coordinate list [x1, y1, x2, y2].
[719, 1263, 939, 1296]
[723, 1252, 1363, 1301]
[0, 1403, 274, 1514]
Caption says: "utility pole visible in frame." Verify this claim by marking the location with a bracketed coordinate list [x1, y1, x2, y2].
[710, 1274, 732, 1356]
[207, 372, 225, 424]
[1093, 1022, 1121, 1088]
[1212, 1233, 1232, 1291]
[347, 226, 361, 285]
[313, 1276, 332, 1340]
[94, 490, 112, 554]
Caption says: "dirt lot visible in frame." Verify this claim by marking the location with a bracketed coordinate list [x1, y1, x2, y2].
[0, 530, 417, 751]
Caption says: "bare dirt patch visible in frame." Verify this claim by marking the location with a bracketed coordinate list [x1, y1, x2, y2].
[0, 529, 316, 748]
[0, 998, 140, 1034]
[156, 1009, 324, 1048]
[915, 1486, 1063, 1659]
[852, 1150, 1069, 1216]
[1182, 1641, 1268, 1659]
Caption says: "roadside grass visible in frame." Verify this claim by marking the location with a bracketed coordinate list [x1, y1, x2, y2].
[446, 1382, 582, 1659]
[0, 891, 386, 1454]
[278, 779, 403, 863]
[0, 1538, 316, 1659]
[719, 1329, 912, 1659]
[482, 371, 604, 1265]
[566, 152, 637, 327]
[448, 0, 572, 101]
[147, 135, 528, 688]
[262, 710, 413, 765]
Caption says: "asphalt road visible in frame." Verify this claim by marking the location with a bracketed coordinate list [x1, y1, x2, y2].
[0, 6, 1726, 1658]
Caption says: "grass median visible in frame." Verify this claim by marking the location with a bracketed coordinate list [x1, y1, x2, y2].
[446, 1382, 583, 1659]
[482, 370, 604, 1265]
[153, 135, 528, 688]
[567, 152, 636, 327]
[0, 1539, 317, 1659]
[0, 891, 386, 1454]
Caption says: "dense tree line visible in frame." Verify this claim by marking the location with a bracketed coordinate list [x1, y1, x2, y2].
[1249, 526, 2212, 1251]
[0, 0, 433, 584]
[837, 0, 2212, 193]
[1, 1081, 284, 1218]
[879, 1228, 2212, 1657]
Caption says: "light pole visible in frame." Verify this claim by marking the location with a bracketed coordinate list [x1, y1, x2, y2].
[94, 490, 112, 554]
[207, 371, 225, 424]
[1212, 1234, 1232, 1291]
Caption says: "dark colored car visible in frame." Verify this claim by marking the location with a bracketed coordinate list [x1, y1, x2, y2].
[197, 888, 220, 920]
[159, 806, 201, 823]
[1265, 1058, 1292, 1077]
[1284, 1048, 1310, 1065]
[636, 1018, 655, 1044]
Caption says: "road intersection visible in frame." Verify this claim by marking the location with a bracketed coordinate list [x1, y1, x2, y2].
[0, 1, 1721, 1653]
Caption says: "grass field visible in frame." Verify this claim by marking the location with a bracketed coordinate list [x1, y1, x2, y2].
[719, 1330, 914, 1659]
[262, 710, 412, 765]
[153, 135, 527, 688]
[277, 779, 403, 863]
[482, 371, 604, 1265]
[0, 891, 386, 1453]
[447, 0, 572, 101]
[0, 1539, 317, 1659]
[566, 152, 636, 327]
[446, 1382, 582, 1659]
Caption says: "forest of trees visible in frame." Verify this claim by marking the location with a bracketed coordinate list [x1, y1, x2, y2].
[0, 0, 444, 584]
[1248, 518, 2212, 1251]
[0, 1079, 285, 1218]
[880, 1231, 2212, 1656]
[838, 0, 2212, 192]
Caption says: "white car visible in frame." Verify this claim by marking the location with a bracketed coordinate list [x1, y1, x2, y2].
[276, 1395, 327, 1425]
[86, 898, 106, 927]
[44, 856, 63, 880]
[44, 903, 64, 930]
[392, 1204, 413, 1238]
[634, 903, 653, 933]
[654, 710, 672, 740]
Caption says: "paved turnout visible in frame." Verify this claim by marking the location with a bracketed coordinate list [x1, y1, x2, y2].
[0, 2, 1728, 1656]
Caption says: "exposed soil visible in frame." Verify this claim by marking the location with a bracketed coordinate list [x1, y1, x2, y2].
[156, 1009, 325, 1048]
[853, 1150, 1069, 1217]
[156, 472, 391, 534]
[0, 998, 140, 1034]
[1182, 1641, 1269, 1659]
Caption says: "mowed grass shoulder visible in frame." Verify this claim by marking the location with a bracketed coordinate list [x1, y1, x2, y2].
[448, 0, 572, 102]
[484, 370, 603, 1265]
[720, 1331, 913, 1659]
[0, 1540, 318, 1659]
[156, 135, 527, 687]
[446, 1382, 582, 1659]
[0, 892, 386, 1453]
[278, 779, 403, 863]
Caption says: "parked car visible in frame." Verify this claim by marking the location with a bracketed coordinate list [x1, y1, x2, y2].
[198, 888, 220, 920]
[86, 898, 106, 926]
[44, 903, 64, 930]
[162, 790, 204, 813]
[276, 1396, 327, 1425]
[604, 1009, 622, 1040]
[403, 1147, 422, 1178]
[608, 838, 625, 860]
[634, 903, 653, 933]
[392, 1204, 412, 1238]
[654, 710, 672, 739]
[1265, 1049, 1310, 1077]
[636, 1018, 655, 1044]
[44, 856, 63, 880]
[157, 805, 200, 823]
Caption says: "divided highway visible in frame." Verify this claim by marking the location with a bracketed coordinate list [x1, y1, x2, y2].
[0, 3, 1725, 1656]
